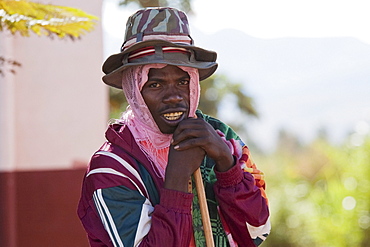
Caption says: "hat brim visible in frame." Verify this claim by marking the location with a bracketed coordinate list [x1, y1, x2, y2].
[102, 39, 218, 89]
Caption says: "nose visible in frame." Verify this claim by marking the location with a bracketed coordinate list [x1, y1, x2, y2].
[162, 85, 184, 104]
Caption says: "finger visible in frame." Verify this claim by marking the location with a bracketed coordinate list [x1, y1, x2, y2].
[173, 136, 208, 151]
[173, 118, 202, 134]
[172, 128, 204, 146]
[172, 119, 212, 144]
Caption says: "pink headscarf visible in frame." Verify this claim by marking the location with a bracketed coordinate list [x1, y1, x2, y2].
[120, 64, 200, 178]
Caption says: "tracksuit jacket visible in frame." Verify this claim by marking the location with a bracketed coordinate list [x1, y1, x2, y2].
[78, 112, 270, 247]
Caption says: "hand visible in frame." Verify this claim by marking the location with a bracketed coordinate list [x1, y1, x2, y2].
[164, 144, 205, 192]
[171, 118, 234, 172]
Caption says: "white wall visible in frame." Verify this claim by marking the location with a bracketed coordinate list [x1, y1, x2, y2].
[0, 0, 108, 171]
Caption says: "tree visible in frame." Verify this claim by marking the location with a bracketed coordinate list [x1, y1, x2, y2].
[0, 0, 98, 75]
[0, 56, 20, 76]
[0, 0, 97, 39]
[257, 132, 370, 247]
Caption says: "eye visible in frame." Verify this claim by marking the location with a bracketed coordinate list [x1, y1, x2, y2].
[179, 79, 190, 85]
[148, 82, 160, 88]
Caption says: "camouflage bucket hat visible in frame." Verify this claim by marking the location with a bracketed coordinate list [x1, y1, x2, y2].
[102, 7, 218, 89]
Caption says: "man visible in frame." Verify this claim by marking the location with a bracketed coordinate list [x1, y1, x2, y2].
[78, 7, 270, 247]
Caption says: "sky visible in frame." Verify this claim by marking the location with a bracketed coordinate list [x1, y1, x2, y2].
[102, 0, 370, 150]
[103, 0, 370, 46]
[190, 0, 370, 45]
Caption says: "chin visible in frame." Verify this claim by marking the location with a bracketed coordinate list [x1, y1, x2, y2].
[158, 124, 178, 134]
[160, 128, 176, 135]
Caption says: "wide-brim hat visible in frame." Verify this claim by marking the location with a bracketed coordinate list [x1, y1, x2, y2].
[102, 7, 218, 89]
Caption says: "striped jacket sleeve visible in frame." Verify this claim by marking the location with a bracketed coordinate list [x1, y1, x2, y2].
[211, 124, 270, 247]
[214, 145, 271, 247]
[93, 186, 152, 247]
[195, 111, 270, 246]
[88, 151, 194, 247]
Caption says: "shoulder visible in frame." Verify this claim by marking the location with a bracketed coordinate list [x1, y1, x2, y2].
[195, 109, 227, 129]
[82, 141, 144, 191]
[195, 109, 240, 141]
[89, 141, 137, 171]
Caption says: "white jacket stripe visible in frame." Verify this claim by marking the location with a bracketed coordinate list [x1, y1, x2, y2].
[88, 151, 154, 246]
[93, 189, 125, 247]
[95, 151, 149, 197]
[246, 216, 271, 241]
[87, 168, 145, 197]
[134, 198, 154, 246]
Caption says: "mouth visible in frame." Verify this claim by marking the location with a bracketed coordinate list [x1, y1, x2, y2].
[162, 112, 184, 121]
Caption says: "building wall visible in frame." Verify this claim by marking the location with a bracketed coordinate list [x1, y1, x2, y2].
[0, 1, 108, 246]
[0, 0, 107, 172]
[0, 168, 90, 247]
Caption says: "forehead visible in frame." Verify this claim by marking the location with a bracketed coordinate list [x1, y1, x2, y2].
[147, 65, 189, 79]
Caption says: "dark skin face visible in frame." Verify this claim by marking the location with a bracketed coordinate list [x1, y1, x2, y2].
[141, 65, 190, 134]
[141, 65, 234, 192]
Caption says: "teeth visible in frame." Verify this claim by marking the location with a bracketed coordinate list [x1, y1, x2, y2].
[163, 112, 183, 121]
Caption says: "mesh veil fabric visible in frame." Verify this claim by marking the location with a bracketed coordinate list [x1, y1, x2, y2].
[119, 64, 200, 178]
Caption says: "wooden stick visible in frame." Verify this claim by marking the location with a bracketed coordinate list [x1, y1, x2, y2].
[194, 167, 215, 247]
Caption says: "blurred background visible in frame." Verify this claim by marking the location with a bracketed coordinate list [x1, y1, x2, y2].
[0, 0, 369, 246]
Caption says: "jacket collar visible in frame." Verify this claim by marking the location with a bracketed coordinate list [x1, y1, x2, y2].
[105, 124, 152, 168]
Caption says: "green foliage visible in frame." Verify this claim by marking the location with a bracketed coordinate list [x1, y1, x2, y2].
[199, 74, 257, 118]
[109, 87, 127, 119]
[198, 74, 258, 135]
[258, 130, 370, 247]
[0, 0, 98, 76]
[0, 0, 98, 39]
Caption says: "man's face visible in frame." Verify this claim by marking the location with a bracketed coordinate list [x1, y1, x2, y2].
[141, 65, 190, 134]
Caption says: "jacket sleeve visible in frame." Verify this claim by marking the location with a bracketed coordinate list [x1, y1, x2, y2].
[213, 146, 271, 247]
[89, 157, 194, 247]
[93, 186, 194, 247]
[199, 112, 271, 246]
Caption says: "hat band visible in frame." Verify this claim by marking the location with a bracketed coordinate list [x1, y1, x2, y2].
[128, 46, 189, 62]
[122, 34, 192, 52]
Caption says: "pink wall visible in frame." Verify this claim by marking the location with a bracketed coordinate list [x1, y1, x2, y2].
[0, 0, 108, 171]
[0, 1, 109, 246]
